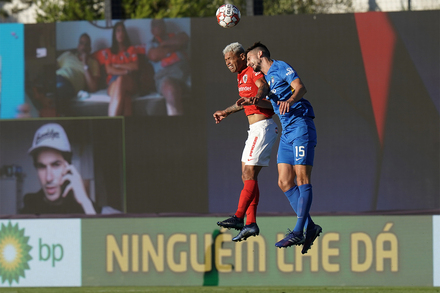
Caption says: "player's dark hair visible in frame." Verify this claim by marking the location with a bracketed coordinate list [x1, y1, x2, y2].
[246, 42, 270, 58]
[111, 21, 131, 54]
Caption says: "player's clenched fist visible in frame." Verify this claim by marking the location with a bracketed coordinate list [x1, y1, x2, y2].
[213, 110, 228, 124]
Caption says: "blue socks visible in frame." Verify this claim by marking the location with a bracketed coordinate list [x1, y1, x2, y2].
[284, 184, 314, 233]
[284, 185, 300, 213]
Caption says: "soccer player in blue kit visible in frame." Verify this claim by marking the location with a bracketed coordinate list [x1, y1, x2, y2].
[244, 42, 322, 254]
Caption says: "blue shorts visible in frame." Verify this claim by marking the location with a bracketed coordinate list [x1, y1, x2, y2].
[277, 118, 317, 166]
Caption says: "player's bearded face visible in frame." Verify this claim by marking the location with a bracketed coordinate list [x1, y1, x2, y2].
[247, 52, 261, 72]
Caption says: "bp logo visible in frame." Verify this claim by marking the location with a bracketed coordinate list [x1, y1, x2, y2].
[0, 222, 32, 285]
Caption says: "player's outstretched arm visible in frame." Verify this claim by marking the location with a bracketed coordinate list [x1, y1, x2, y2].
[237, 97, 272, 109]
[213, 103, 243, 124]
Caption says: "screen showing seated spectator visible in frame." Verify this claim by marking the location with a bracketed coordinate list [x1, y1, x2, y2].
[55, 19, 191, 117]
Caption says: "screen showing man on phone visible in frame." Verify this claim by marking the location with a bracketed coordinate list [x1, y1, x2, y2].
[20, 123, 99, 214]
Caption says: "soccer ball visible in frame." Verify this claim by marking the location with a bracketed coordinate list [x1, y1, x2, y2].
[216, 4, 241, 28]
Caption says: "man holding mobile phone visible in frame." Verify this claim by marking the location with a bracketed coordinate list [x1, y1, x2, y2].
[20, 123, 98, 215]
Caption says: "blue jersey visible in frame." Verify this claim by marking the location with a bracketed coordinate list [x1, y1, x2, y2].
[265, 60, 315, 130]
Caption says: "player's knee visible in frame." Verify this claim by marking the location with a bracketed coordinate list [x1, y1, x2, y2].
[242, 168, 257, 181]
[296, 176, 311, 186]
[278, 179, 291, 192]
[242, 173, 252, 182]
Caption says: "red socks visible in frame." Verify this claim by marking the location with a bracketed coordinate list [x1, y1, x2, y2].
[246, 182, 259, 225]
[235, 180, 259, 225]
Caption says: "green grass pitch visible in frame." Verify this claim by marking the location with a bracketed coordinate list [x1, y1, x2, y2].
[0, 287, 439, 293]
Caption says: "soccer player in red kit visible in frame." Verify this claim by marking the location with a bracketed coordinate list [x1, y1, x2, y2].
[213, 42, 278, 241]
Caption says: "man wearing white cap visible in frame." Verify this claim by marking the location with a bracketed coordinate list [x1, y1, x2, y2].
[20, 123, 98, 215]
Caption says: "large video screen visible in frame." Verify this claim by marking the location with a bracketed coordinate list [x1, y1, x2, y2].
[55, 19, 191, 117]
[0, 119, 124, 215]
